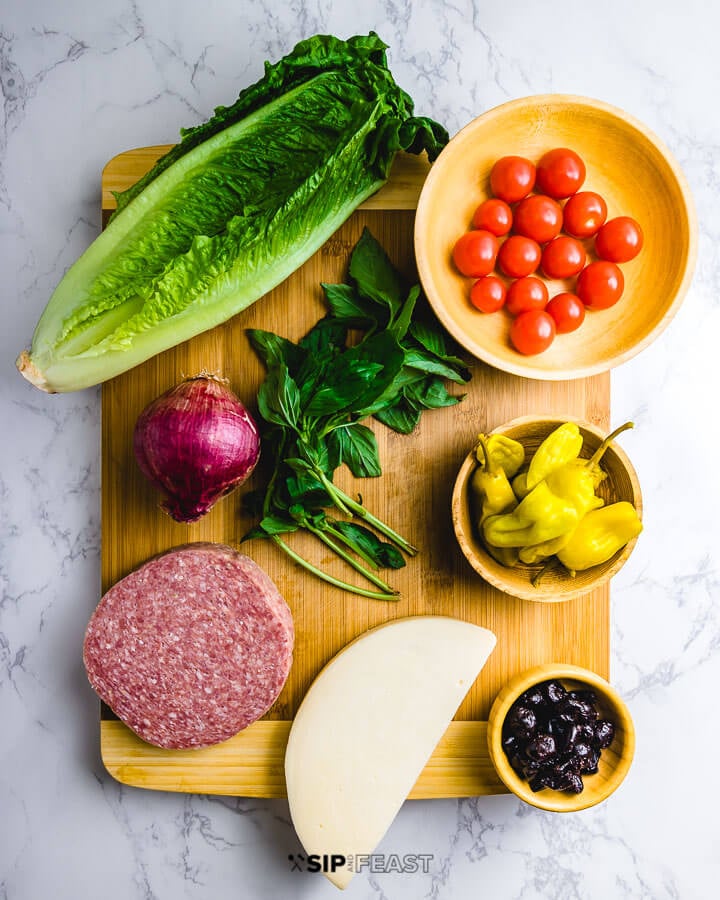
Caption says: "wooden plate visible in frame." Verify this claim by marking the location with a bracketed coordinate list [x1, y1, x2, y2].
[415, 95, 697, 380]
[99, 148, 612, 798]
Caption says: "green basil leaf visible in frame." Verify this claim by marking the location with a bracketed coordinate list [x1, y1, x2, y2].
[247, 328, 305, 371]
[374, 399, 421, 434]
[409, 321, 469, 370]
[348, 227, 404, 318]
[332, 520, 406, 569]
[257, 364, 302, 428]
[390, 285, 419, 340]
[406, 377, 461, 410]
[305, 357, 384, 416]
[321, 283, 375, 324]
[258, 515, 299, 535]
[299, 317, 348, 355]
[403, 347, 470, 384]
[328, 423, 382, 478]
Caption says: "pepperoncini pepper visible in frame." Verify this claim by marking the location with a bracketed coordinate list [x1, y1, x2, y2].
[470, 435, 521, 567]
[543, 421, 633, 514]
[471, 436, 517, 523]
[483, 480, 581, 549]
[525, 422, 584, 494]
[557, 501, 643, 575]
[474, 433, 525, 479]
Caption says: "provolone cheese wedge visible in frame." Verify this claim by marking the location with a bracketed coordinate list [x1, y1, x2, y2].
[284, 616, 496, 889]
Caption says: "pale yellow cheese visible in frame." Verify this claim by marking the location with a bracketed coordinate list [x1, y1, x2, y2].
[284, 616, 496, 889]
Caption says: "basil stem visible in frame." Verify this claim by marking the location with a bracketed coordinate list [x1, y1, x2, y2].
[271, 535, 399, 601]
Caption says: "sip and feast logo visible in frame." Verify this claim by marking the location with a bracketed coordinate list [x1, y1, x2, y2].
[288, 852, 434, 875]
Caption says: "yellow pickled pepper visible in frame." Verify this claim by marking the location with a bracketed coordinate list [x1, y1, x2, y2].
[470, 433, 524, 567]
[520, 421, 635, 565]
[512, 422, 583, 500]
[484, 421, 635, 554]
[557, 501, 643, 575]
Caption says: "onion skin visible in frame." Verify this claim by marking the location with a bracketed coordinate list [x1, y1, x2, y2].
[133, 375, 261, 523]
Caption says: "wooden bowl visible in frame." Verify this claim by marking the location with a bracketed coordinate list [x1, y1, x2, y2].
[415, 95, 697, 379]
[487, 663, 635, 812]
[451, 415, 642, 602]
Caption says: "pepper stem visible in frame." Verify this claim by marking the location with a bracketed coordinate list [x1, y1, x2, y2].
[588, 421, 634, 468]
[476, 435, 492, 471]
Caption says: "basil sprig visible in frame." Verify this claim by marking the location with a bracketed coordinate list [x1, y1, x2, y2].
[244, 229, 470, 599]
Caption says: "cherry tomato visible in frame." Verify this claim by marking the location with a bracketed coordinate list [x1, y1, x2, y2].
[472, 198, 513, 236]
[595, 216, 644, 262]
[513, 194, 563, 244]
[510, 310, 556, 355]
[505, 276, 549, 316]
[452, 230, 499, 277]
[536, 148, 586, 199]
[490, 156, 536, 203]
[470, 275, 507, 313]
[562, 191, 608, 238]
[546, 292, 586, 333]
[541, 236, 586, 279]
[576, 261, 625, 309]
[497, 235, 542, 278]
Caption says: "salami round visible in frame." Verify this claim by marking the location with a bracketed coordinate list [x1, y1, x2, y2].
[83, 543, 293, 749]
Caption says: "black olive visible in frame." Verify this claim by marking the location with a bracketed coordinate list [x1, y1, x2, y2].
[526, 733, 557, 761]
[501, 679, 616, 796]
[544, 680, 567, 704]
[571, 689, 598, 706]
[595, 720, 616, 749]
[565, 773, 584, 794]
[506, 705, 537, 740]
[520, 686, 545, 707]
[581, 747, 601, 774]
[562, 722, 580, 750]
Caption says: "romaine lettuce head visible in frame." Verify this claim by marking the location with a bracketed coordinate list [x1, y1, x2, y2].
[17, 32, 448, 392]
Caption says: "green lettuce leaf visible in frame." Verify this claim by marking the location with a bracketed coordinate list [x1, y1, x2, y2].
[17, 32, 448, 392]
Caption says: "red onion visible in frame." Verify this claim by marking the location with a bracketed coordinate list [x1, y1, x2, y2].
[133, 375, 261, 523]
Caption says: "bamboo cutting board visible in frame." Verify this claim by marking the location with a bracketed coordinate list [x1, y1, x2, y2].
[100, 148, 610, 797]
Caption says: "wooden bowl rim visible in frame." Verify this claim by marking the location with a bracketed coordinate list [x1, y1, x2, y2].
[487, 663, 636, 812]
[451, 415, 643, 602]
[415, 93, 699, 380]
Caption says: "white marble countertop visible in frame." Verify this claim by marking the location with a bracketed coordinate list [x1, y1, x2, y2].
[1, 1, 718, 897]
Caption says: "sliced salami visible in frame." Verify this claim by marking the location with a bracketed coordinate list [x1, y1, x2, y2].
[83, 543, 293, 749]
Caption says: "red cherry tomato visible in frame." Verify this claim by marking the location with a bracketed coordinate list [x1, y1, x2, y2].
[472, 198, 513, 236]
[490, 156, 536, 203]
[576, 261, 625, 309]
[562, 191, 608, 238]
[497, 235, 542, 278]
[505, 277, 549, 316]
[470, 275, 507, 313]
[513, 194, 563, 244]
[452, 230, 499, 277]
[595, 216, 644, 262]
[541, 236, 586, 279]
[510, 310, 556, 355]
[546, 292, 586, 333]
[536, 148, 586, 199]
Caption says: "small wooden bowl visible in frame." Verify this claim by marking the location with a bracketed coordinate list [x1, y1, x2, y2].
[415, 95, 697, 380]
[451, 415, 642, 602]
[487, 663, 635, 812]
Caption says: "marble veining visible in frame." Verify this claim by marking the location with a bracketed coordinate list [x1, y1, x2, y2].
[1, 1, 718, 897]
